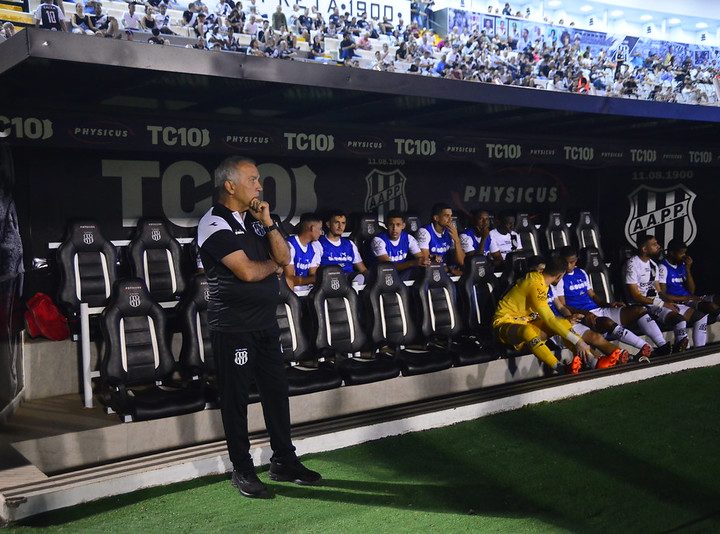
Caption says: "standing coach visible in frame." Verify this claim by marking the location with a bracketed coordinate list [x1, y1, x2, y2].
[197, 156, 321, 498]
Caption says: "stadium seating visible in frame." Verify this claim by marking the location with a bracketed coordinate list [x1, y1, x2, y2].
[309, 265, 399, 385]
[516, 213, 540, 255]
[128, 219, 186, 302]
[276, 277, 343, 395]
[575, 211, 602, 254]
[453, 253, 498, 365]
[577, 247, 614, 304]
[405, 215, 421, 236]
[100, 278, 207, 422]
[494, 249, 531, 299]
[397, 264, 456, 375]
[349, 213, 381, 266]
[545, 212, 571, 251]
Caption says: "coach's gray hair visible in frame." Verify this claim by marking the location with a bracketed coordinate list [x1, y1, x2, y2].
[214, 156, 256, 187]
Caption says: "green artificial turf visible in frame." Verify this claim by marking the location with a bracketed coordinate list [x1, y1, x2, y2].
[10, 366, 720, 533]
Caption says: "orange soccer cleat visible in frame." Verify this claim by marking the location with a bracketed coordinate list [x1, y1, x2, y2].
[565, 355, 583, 375]
[596, 348, 622, 369]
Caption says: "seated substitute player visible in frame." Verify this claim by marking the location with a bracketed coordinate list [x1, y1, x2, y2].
[659, 239, 719, 324]
[488, 210, 522, 267]
[416, 203, 465, 275]
[528, 256, 626, 370]
[284, 212, 323, 292]
[493, 255, 594, 375]
[459, 209, 492, 256]
[623, 235, 695, 353]
[319, 210, 368, 284]
[656, 239, 711, 347]
[370, 210, 429, 280]
[554, 246, 657, 361]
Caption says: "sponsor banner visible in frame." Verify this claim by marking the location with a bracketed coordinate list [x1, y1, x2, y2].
[11, 145, 719, 290]
[1, 111, 717, 168]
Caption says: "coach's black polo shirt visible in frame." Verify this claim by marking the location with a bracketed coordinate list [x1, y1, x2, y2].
[197, 203, 280, 332]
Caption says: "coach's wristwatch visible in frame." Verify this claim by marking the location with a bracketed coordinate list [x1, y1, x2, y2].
[264, 222, 279, 233]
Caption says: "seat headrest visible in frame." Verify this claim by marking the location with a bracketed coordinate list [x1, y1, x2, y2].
[134, 219, 175, 247]
[548, 212, 564, 229]
[369, 262, 403, 292]
[351, 215, 380, 241]
[405, 216, 420, 234]
[314, 265, 349, 295]
[503, 250, 531, 275]
[578, 211, 596, 227]
[108, 278, 157, 315]
[579, 247, 604, 271]
[463, 253, 493, 281]
[516, 213, 532, 230]
[417, 264, 452, 288]
[64, 221, 111, 252]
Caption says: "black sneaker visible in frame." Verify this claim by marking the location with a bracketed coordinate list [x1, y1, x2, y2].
[269, 459, 322, 485]
[231, 470, 271, 498]
[653, 343, 672, 358]
[672, 337, 689, 353]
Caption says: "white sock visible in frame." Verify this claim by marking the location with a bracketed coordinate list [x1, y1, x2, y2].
[693, 315, 708, 347]
[612, 326, 647, 350]
[674, 321, 688, 341]
[636, 314, 666, 347]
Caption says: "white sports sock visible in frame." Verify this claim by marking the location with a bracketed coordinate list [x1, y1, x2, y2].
[674, 321, 688, 341]
[636, 315, 666, 347]
[615, 327, 647, 350]
[694, 315, 708, 347]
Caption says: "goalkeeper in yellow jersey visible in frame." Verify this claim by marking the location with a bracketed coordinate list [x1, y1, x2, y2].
[493, 256, 595, 374]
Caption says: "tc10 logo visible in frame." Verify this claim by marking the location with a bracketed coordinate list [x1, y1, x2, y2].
[0, 116, 53, 140]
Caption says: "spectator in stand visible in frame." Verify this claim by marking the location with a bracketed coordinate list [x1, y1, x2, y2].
[243, 14, 258, 37]
[193, 12, 209, 37]
[339, 31, 356, 61]
[272, 40, 295, 59]
[0, 22, 16, 42]
[121, 2, 143, 31]
[309, 34, 324, 58]
[71, 3, 96, 34]
[91, 3, 108, 30]
[142, 6, 156, 32]
[502, 2, 512, 16]
[319, 210, 367, 284]
[271, 5, 286, 31]
[147, 26, 167, 44]
[154, 4, 175, 35]
[34, 0, 66, 31]
[227, 7, 244, 33]
[215, 0, 232, 19]
[246, 38, 264, 56]
[98, 16, 123, 38]
[356, 31, 371, 50]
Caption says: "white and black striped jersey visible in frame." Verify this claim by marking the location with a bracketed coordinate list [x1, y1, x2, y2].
[34, 2, 65, 30]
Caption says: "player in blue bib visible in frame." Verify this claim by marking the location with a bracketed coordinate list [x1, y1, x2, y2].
[415, 203, 464, 275]
[555, 246, 656, 361]
[284, 212, 324, 291]
[657, 239, 715, 346]
[659, 239, 719, 322]
[370, 210, 428, 280]
[319, 210, 367, 284]
[459, 209, 492, 256]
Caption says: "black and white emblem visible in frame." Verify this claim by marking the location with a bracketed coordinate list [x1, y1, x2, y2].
[330, 278, 340, 290]
[128, 293, 141, 307]
[625, 184, 697, 248]
[364, 168, 408, 220]
[252, 221, 266, 237]
[234, 348, 248, 365]
[82, 232, 94, 245]
[151, 229, 162, 241]
[384, 274, 394, 286]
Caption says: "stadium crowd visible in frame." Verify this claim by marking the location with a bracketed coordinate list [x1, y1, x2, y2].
[24, 0, 720, 105]
[277, 205, 719, 374]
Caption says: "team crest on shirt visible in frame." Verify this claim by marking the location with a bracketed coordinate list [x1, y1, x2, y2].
[364, 169, 408, 219]
[625, 185, 697, 248]
[252, 221, 266, 237]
